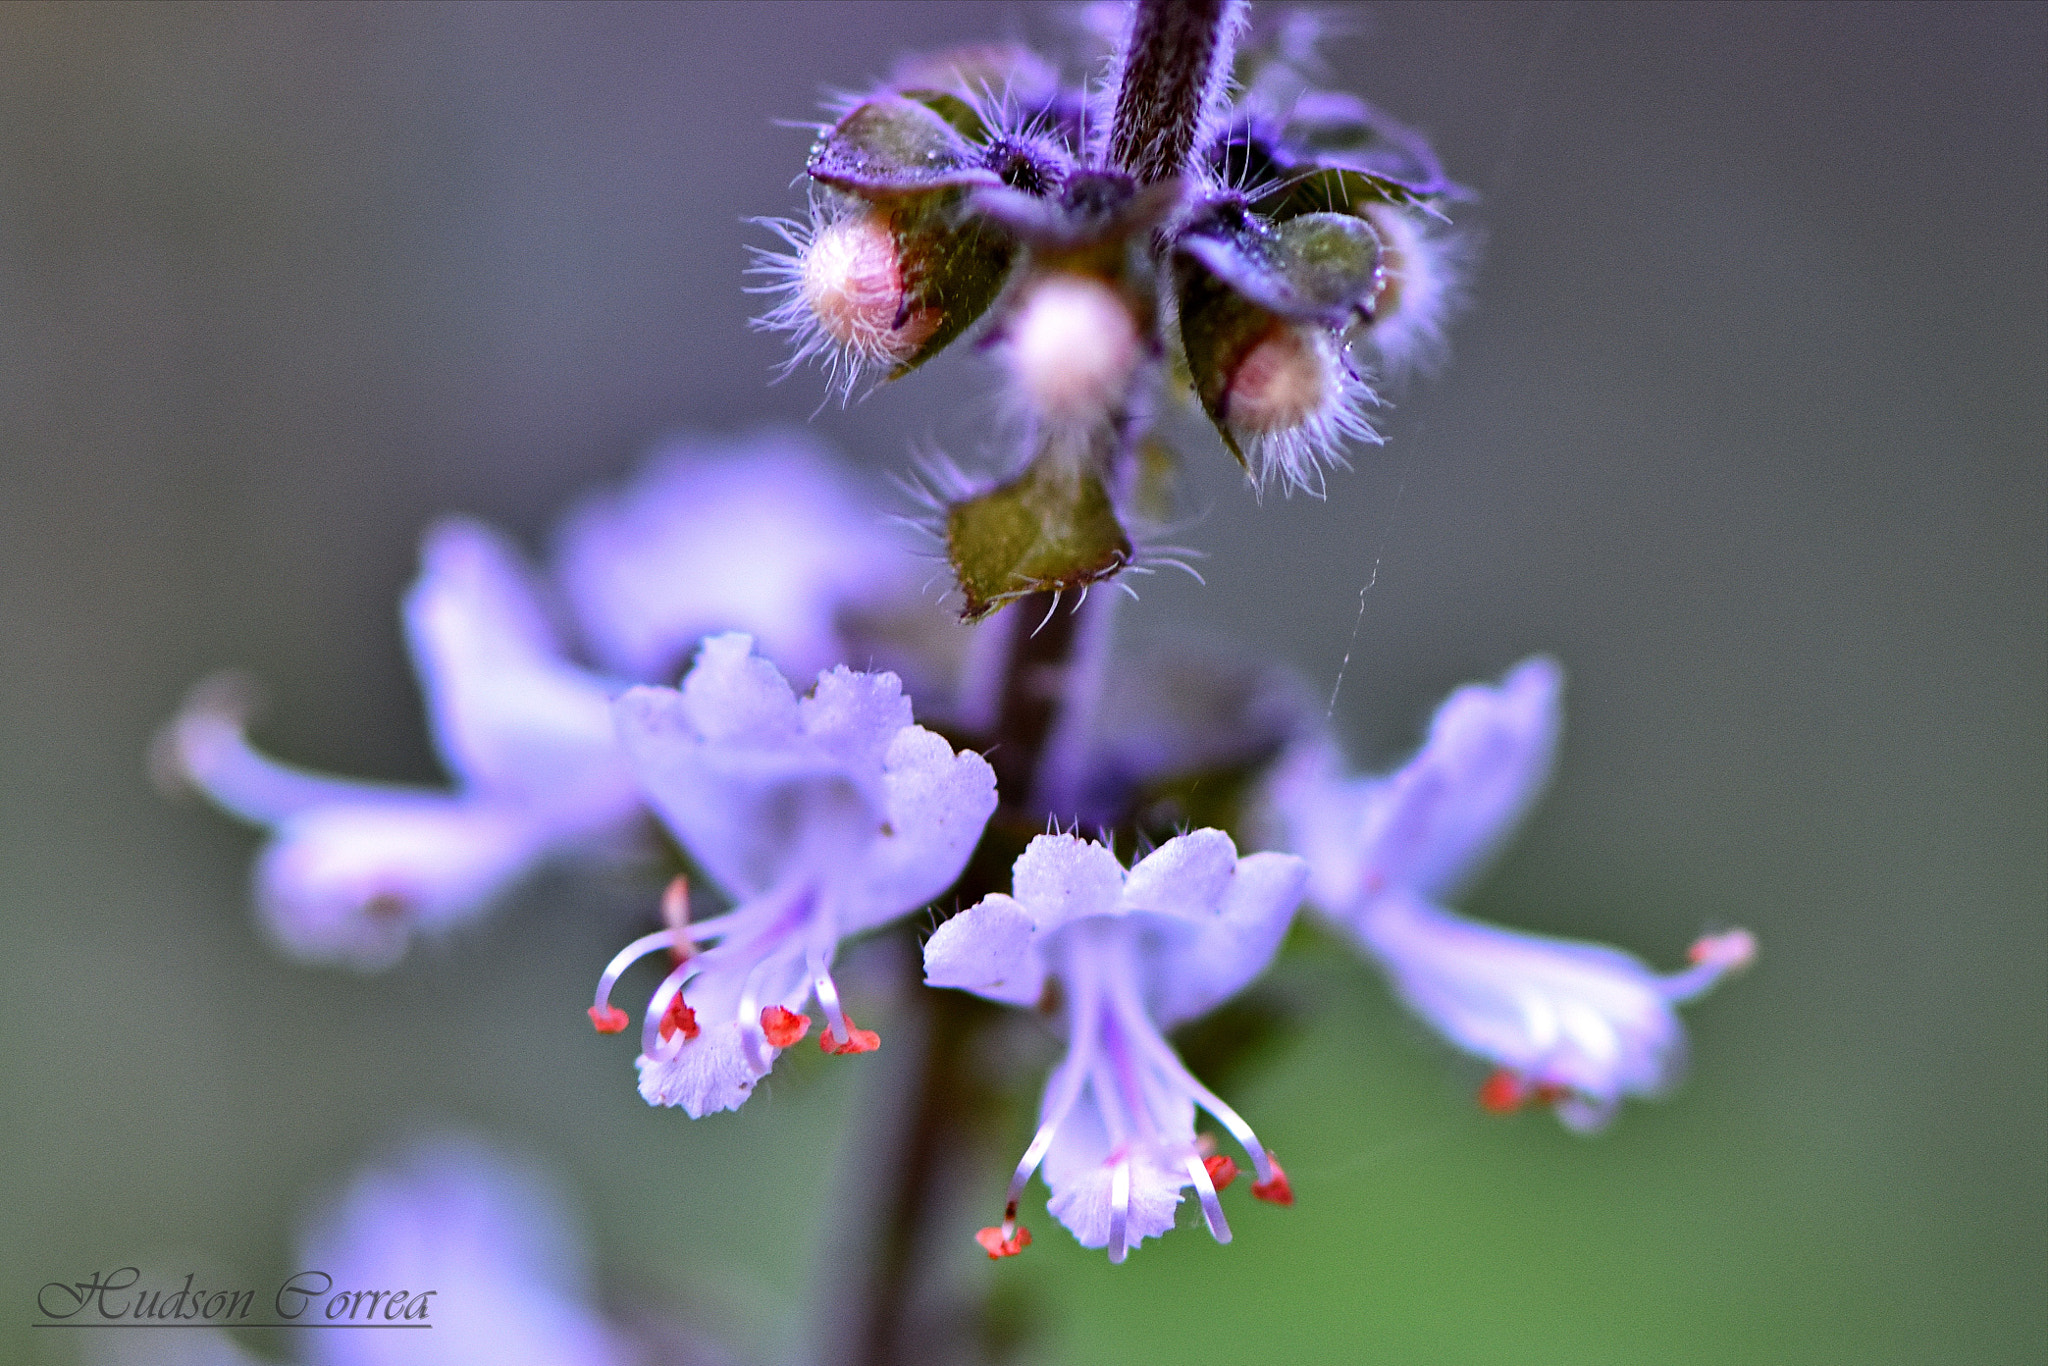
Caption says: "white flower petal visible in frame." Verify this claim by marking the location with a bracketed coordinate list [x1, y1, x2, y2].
[1144, 849, 1308, 1029]
[673, 631, 803, 745]
[799, 665, 916, 775]
[1122, 828, 1239, 920]
[843, 726, 996, 932]
[617, 639, 992, 916]
[923, 895, 1045, 1007]
[636, 1021, 767, 1119]
[1008, 834, 1128, 932]
[1039, 1092, 1191, 1253]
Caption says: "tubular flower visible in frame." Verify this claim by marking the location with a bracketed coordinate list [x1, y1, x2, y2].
[551, 428, 922, 688]
[156, 520, 637, 970]
[590, 633, 996, 1118]
[295, 1136, 629, 1366]
[924, 830, 1308, 1262]
[1266, 657, 1757, 1131]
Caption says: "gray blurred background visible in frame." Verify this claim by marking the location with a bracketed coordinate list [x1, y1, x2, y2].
[3, 3, 2042, 1363]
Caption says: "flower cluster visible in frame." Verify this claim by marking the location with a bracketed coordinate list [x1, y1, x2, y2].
[753, 8, 1469, 633]
[158, 0, 1755, 1294]
[156, 431, 916, 968]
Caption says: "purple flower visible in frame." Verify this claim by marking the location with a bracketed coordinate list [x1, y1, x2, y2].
[93, 1136, 630, 1366]
[552, 428, 919, 687]
[1267, 657, 1756, 1131]
[924, 830, 1307, 1261]
[295, 1137, 626, 1366]
[159, 520, 637, 970]
[162, 433, 934, 970]
[589, 634, 996, 1117]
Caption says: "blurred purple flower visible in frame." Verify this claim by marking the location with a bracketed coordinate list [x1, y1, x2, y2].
[159, 520, 637, 970]
[1266, 657, 1755, 1131]
[95, 1135, 641, 1366]
[161, 433, 932, 970]
[553, 428, 919, 688]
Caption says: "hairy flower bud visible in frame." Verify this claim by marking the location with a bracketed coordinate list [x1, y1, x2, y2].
[803, 212, 933, 361]
[1354, 203, 1460, 376]
[1223, 319, 1334, 435]
[1005, 273, 1144, 428]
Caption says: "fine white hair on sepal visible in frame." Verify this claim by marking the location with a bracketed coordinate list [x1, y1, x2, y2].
[747, 200, 934, 404]
[1227, 323, 1384, 499]
[1357, 202, 1468, 381]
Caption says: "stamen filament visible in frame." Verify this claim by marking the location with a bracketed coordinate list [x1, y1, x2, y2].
[1186, 1152, 1232, 1243]
[594, 930, 679, 1018]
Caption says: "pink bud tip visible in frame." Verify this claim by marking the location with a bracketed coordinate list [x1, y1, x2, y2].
[587, 1004, 630, 1035]
[975, 1225, 1032, 1259]
[1251, 1154, 1294, 1206]
[761, 1006, 811, 1048]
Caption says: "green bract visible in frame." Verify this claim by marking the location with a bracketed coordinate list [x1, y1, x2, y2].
[885, 196, 1016, 376]
[945, 456, 1132, 620]
[807, 96, 1001, 195]
[1176, 207, 1381, 326]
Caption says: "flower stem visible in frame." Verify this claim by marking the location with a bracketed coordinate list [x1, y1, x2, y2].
[814, 5, 1241, 1358]
[1109, 0, 1238, 185]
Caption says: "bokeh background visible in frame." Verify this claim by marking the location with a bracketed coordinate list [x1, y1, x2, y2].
[3, 2, 2043, 1363]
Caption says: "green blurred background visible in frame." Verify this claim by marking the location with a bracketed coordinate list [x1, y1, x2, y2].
[3, 2, 2042, 1362]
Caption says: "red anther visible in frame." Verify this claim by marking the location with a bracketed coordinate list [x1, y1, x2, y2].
[761, 1006, 811, 1048]
[975, 1225, 1032, 1259]
[587, 1004, 630, 1035]
[659, 994, 700, 1043]
[1203, 1153, 1240, 1192]
[819, 1014, 881, 1055]
[1478, 1069, 1528, 1114]
[1251, 1154, 1293, 1206]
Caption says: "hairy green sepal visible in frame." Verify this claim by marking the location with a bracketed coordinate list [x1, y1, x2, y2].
[945, 457, 1132, 621]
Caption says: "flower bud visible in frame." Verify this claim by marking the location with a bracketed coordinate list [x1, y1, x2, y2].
[1355, 203, 1459, 376]
[1005, 273, 1143, 428]
[1223, 320, 1334, 436]
[801, 210, 938, 367]
[753, 200, 1013, 400]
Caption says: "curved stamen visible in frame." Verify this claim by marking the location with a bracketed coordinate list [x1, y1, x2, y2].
[1186, 1151, 1232, 1243]
[734, 947, 783, 1073]
[992, 990, 1103, 1241]
[804, 893, 854, 1045]
[1112, 981, 1278, 1186]
[593, 930, 678, 1024]
[1665, 929, 1757, 1003]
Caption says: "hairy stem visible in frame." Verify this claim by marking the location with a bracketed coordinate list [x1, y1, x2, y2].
[1109, 0, 1238, 184]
